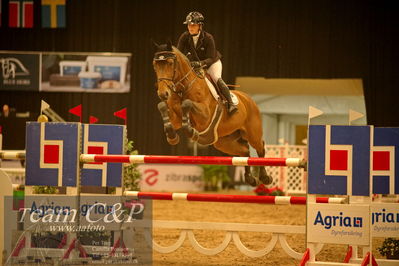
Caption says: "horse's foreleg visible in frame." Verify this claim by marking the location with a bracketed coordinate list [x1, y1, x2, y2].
[157, 101, 180, 145]
[181, 99, 200, 141]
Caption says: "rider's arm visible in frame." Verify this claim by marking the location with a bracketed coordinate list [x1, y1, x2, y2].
[201, 33, 218, 68]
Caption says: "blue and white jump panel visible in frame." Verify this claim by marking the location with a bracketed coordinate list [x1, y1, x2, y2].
[308, 125, 399, 196]
[25, 122, 125, 187]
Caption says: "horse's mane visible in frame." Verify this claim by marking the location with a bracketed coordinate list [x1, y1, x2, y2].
[172, 46, 191, 66]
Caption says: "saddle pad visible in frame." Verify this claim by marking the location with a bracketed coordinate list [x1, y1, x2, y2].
[205, 77, 239, 106]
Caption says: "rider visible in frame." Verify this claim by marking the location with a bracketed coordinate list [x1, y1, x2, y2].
[177, 11, 238, 115]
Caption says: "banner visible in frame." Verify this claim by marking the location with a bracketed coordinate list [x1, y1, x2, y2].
[138, 164, 204, 192]
[41, 52, 131, 93]
[0, 51, 131, 93]
[0, 52, 40, 91]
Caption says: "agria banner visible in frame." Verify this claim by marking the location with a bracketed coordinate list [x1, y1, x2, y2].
[307, 203, 370, 245]
[308, 125, 399, 196]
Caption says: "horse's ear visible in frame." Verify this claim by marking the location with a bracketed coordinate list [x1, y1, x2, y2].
[151, 38, 160, 49]
[167, 39, 173, 51]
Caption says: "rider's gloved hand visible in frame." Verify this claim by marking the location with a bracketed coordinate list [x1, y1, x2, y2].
[190, 61, 202, 69]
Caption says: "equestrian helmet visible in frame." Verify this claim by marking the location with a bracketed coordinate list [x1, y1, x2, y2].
[183, 11, 204, 25]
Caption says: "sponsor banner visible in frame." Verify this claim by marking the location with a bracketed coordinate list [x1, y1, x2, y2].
[41, 52, 131, 93]
[0, 51, 132, 93]
[371, 203, 399, 237]
[307, 203, 370, 245]
[0, 52, 40, 91]
[138, 164, 204, 192]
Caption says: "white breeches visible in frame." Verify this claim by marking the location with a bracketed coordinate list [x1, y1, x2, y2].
[207, 60, 222, 83]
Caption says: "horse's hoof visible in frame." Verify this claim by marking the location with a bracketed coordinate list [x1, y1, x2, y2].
[259, 175, 273, 185]
[167, 134, 180, 145]
[245, 173, 258, 187]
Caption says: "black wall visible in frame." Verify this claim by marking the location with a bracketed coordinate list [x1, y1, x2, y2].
[0, 0, 398, 153]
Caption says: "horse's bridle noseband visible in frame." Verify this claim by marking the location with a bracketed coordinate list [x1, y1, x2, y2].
[154, 51, 196, 97]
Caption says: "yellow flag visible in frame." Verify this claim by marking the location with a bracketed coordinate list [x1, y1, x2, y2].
[349, 109, 364, 124]
[308, 106, 323, 119]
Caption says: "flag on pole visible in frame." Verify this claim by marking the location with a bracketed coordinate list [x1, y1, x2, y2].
[41, 100, 50, 115]
[349, 109, 364, 125]
[89, 116, 99, 124]
[41, 0, 66, 28]
[308, 106, 323, 119]
[9, 0, 34, 28]
[69, 104, 82, 122]
[114, 108, 127, 125]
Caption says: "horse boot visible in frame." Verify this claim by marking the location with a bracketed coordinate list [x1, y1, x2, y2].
[217, 78, 238, 115]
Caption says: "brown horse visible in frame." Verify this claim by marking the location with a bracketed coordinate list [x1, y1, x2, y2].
[153, 42, 272, 186]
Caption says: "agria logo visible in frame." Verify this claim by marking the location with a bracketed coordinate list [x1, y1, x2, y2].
[314, 211, 363, 229]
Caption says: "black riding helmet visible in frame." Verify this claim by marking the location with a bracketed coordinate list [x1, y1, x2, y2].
[183, 11, 204, 25]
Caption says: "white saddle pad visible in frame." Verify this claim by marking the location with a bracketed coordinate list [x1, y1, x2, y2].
[205, 77, 239, 105]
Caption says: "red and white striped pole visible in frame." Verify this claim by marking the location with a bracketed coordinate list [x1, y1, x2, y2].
[123, 191, 345, 205]
[80, 154, 306, 167]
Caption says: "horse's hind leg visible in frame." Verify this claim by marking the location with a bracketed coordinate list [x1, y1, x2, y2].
[243, 111, 273, 185]
[247, 136, 273, 185]
[213, 133, 259, 187]
[255, 140, 273, 185]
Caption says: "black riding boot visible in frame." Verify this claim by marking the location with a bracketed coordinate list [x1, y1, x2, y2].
[217, 78, 238, 115]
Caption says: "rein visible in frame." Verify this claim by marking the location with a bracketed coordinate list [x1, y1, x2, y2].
[154, 51, 197, 98]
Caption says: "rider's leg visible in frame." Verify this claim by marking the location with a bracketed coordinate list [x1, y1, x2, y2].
[208, 61, 238, 115]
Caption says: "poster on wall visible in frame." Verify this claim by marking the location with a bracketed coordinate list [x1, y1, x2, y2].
[0, 51, 132, 93]
[0, 52, 41, 91]
[41, 52, 131, 93]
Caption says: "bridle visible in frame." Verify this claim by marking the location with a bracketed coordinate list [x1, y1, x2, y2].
[154, 51, 197, 98]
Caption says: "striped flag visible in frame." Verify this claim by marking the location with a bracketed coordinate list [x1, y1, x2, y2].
[41, 0, 66, 28]
[9, 0, 34, 28]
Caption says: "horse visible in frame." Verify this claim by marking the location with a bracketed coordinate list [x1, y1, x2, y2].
[152, 41, 272, 186]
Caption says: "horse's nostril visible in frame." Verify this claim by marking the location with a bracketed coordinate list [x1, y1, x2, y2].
[159, 91, 169, 100]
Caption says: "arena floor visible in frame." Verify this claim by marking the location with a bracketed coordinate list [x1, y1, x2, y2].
[151, 190, 385, 266]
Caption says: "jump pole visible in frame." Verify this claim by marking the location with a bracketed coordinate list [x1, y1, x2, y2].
[80, 154, 306, 167]
[1, 151, 306, 167]
[0, 151, 26, 160]
[123, 191, 345, 205]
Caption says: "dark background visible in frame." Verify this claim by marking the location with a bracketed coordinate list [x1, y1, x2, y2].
[0, 0, 398, 153]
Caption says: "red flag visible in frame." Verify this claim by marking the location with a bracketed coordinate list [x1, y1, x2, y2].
[9, 0, 34, 28]
[89, 116, 98, 124]
[114, 108, 127, 124]
[69, 104, 82, 122]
